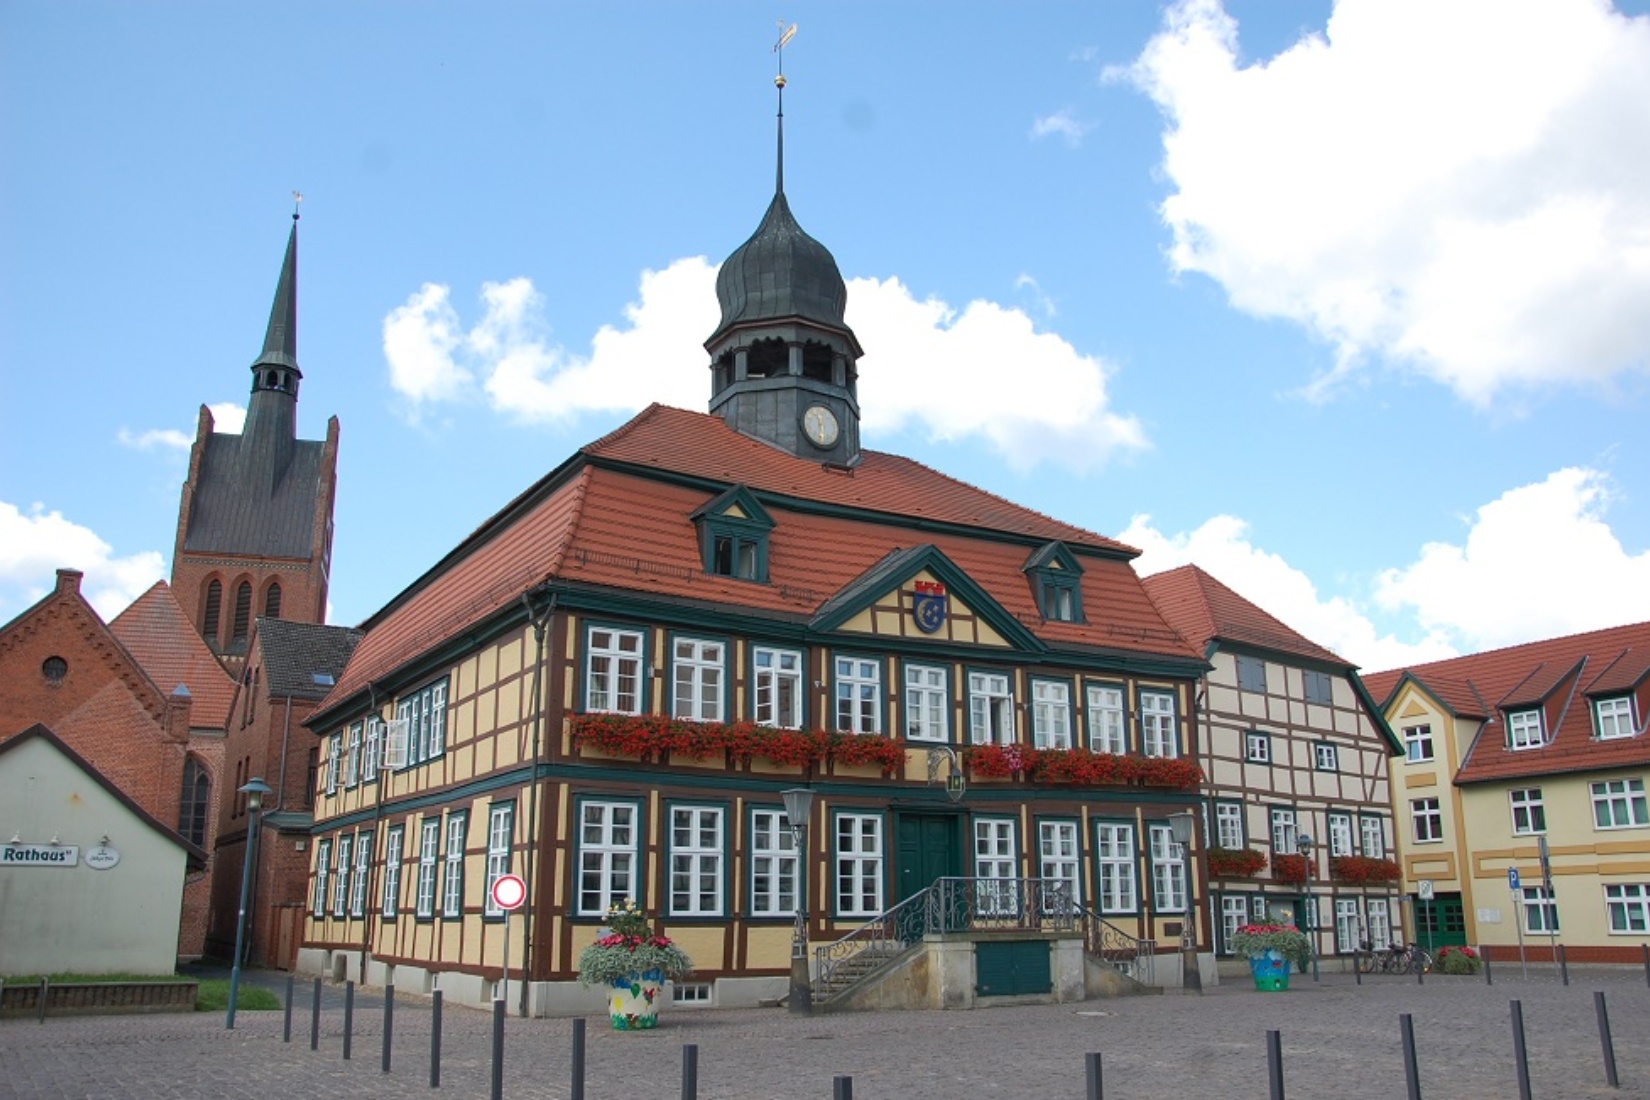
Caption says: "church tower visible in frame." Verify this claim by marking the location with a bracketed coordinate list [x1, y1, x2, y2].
[705, 62, 864, 466]
[171, 214, 340, 673]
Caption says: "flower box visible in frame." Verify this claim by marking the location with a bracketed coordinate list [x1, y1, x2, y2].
[961, 745, 1203, 791]
[1329, 855, 1402, 884]
[1271, 854, 1309, 883]
[1206, 847, 1267, 877]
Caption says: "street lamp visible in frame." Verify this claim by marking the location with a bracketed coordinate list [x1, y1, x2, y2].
[1297, 832, 1320, 983]
[781, 787, 815, 1015]
[1166, 811, 1201, 994]
[227, 775, 273, 1029]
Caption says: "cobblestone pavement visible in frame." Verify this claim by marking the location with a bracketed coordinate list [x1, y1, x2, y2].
[4, 967, 1649, 1099]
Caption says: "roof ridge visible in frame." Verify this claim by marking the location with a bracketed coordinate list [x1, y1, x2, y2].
[1369, 619, 1650, 678]
[582, 402, 665, 456]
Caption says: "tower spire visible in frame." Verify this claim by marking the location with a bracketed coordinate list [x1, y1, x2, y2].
[253, 196, 301, 375]
[773, 22, 795, 195]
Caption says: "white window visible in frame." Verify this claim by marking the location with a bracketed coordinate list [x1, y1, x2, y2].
[578, 801, 637, 915]
[441, 813, 467, 919]
[415, 819, 440, 918]
[753, 647, 804, 729]
[1522, 886, 1559, 933]
[586, 628, 644, 715]
[1031, 681, 1072, 749]
[1328, 813, 1353, 858]
[1510, 788, 1546, 835]
[1237, 655, 1267, 694]
[1215, 804, 1244, 850]
[835, 657, 882, 735]
[904, 664, 948, 742]
[750, 809, 798, 916]
[1140, 691, 1178, 758]
[1605, 884, 1650, 933]
[1508, 709, 1544, 750]
[331, 834, 351, 917]
[1335, 898, 1361, 953]
[1086, 684, 1126, 754]
[1148, 824, 1186, 913]
[1270, 807, 1298, 855]
[968, 672, 1014, 745]
[1314, 743, 1338, 772]
[1592, 778, 1649, 829]
[835, 813, 884, 917]
[1095, 822, 1138, 914]
[350, 829, 371, 918]
[362, 716, 382, 778]
[1038, 821, 1080, 908]
[324, 734, 340, 795]
[1220, 896, 1250, 953]
[344, 722, 362, 787]
[1402, 724, 1434, 763]
[396, 678, 449, 767]
[312, 838, 331, 918]
[482, 803, 514, 917]
[1597, 697, 1636, 740]
[670, 806, 724, 917]
[1360, 816, 1386, 859]
[381, 825, 404, 919]
[974, 819, 1019, 915]
[1244, 731, 1271, 764]
[1412, 797, 1443, 843]
[1366, 898, 1392, 950]
[672, 638, 725, 722]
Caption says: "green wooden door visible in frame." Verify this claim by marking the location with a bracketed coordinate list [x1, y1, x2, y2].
[976, 940, 1052, 996]
[895, 813, 962, 901]
[1416, 893, 1468, 947]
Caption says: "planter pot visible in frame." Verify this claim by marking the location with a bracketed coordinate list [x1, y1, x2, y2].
[1247, 949, 1291, 992]
[608, 968, 665, 1030]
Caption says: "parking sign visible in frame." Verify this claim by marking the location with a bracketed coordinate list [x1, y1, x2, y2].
[1508, 867, 1521, 890]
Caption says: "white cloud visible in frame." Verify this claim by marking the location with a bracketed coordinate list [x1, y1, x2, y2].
[0, 501, 164, 622]
[208, 402, 246, 434]
[1375, 467, 1650, 651]
[1030, 108, 1094, 147]
[380, 260, 1148, 472]
[117, 402, 244, 451]
[1124, 0, 1650, 403]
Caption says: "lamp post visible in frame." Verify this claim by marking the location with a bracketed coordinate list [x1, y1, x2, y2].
[781, 787, 815, 1015]
[227, 775, 273, 1029]
[1167, 811, 1201, 994]
[1297, 832, 1320, 982]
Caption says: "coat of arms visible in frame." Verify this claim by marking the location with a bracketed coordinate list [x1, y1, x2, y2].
[912, 580, 948, 634]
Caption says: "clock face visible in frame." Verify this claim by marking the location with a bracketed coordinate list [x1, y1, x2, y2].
[802, 405, 839, 448]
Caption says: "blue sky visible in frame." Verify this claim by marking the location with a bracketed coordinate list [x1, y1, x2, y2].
[4, 0, 1649, 671]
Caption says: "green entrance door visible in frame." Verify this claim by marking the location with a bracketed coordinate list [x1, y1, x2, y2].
[894, 813, 962, 937]
[1416, 893, 1468, 947]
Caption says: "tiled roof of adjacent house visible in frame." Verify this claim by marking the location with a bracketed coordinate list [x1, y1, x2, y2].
[1140, 564, 1350, 668]
[318, 406, 1199, 716]
[255, 619, 363, 701]
[1363, 621, 1650, 784]
[108, 582, 236, 729]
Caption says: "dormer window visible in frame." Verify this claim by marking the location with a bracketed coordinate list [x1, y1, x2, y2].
[1023, 541, 1085, 624]
[691, 485, 773, 583]
[1596, 696, 1636, 740]
[1508, 709, 1545, 750]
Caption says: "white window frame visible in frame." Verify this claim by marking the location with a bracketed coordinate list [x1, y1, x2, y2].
[362, 716, 382, 778]
[1597, 697, 1636, 740]
[415, 819, 440, 919]
[1244, 731, 1271, 764]
[1412, 797, 1443, 843]
[1140, 691, 1178, 758]
[1270, 807, 1298, 855]
[586, 627, 644, 715]
[1085, 684, 1126, 754]
[1335, 898, 1361, 953]
[834, 657, 882, 735]
[578, 800, 637, 916]
[1220, 895, 1250, 953]
[344, 721, 362, 787]
[835, 813, 884, 918]
[1215, 803, 1244, 850]
[483, 803, 514, 918]
[324, 734, 340, 795]
[904, 663, 949, 743]
[753, 647, 804, 730]
[750, 809, 798, 917]
[396, 678, 449, 767]
[1148, 824, 1186, 913]
[1327, 812, 1354, 858]
[1095, 822, 1138, 914]
[1314, 743, 1339, 772]
[1402, 724, 1434, 763]
[441, 812, 467, 919]
[1359, 815, 1386, 859]
[1031, 680, 1072, 749]
[669, 805, 725, 917]
[312, 838, 332, 918]
[1510, 788, 1546, 835]
[974, 818, 1019, 916]
[1591, 778, 1649, 829]
[381, 825, 404, 919]
[1508, 709, 1544, 751]
[968, 671, 1014, 746]
[1038, 820, 1080, 909]
[349, 828, 371, 918]
[1522, 886, 1559, 933]
[1605, 884, 1650, 934]
[331, 834, 351, 917]
[1366, 897, 1393, 950]
[672, 637, 725, 722]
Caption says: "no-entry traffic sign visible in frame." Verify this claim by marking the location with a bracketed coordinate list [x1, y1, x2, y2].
[491, 873, 526, 911]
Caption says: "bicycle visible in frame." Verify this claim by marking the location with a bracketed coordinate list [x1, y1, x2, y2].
[1356, 941, 1432, 974]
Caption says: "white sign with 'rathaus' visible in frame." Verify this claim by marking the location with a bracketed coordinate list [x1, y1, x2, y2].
[1, 844, 80, 867]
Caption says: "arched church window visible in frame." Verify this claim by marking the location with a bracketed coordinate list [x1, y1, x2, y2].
[179, 756, 211, 848]
[232, 581, 253, 641]
[202, 580, 222, 643]
[264, 582, 282, 620]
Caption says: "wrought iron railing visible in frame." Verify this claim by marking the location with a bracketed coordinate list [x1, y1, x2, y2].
[812, 889, 931, 997]
[1075, 903, 1156, 983]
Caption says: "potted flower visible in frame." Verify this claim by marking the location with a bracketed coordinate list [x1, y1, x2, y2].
[1434, 945, 1482, 975]
[577, 900, 694, 1030]
[1227, 923, 1312, 991]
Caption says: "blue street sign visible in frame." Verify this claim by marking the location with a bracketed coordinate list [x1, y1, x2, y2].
[1508, 867, 1522, 890]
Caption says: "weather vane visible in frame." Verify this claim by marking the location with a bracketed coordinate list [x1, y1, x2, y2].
[291, 190, 304, 222]
[773, 20, 796, 89]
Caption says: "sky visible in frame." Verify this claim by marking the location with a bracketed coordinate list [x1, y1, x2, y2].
[4, 0, 1650, 675]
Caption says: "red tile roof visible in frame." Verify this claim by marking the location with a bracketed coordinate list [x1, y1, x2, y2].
[1140, 564, 1350, 667]
[1363, 621, 1650, 784]
[320, 407, 1198, 714]
[108, 581, 236, 730]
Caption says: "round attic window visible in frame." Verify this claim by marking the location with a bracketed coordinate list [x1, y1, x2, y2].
[42, 656, 68, 682]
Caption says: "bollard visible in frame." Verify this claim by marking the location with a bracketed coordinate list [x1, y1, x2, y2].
[1558, 944, 1569, 986]
[491, 998, 505, 1100]
[1400, 1013, 1422, 1100]
[1642, 943, 1649, 988]
[430, 990, 443, 1089]
[1416, 955, 1424, 986]
[1511, 1000, 1533, 1100]
[38, 978, 48, 1024]
[1483, 950, 1493, 986]
[1595, 991, 1619, 1088]
[1267, 1029, 1285, 1100]
[284, 975, 295, 1042]
[382, 984, 395, 1074]
[310, 977, 322, 1051]
[681, 1043, 699, 1100]
[343, 980, 354, 1061]
[1085, 1052, 1103, 1100]
[570, 1018, 586, 1100]
[833, 1076, 854, 1100]
[1354, 955, 1361, 985]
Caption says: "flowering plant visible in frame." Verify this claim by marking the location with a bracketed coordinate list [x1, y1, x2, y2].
[1271, 854, 1309, 883]
[1435, 945, 1482, 975]
[1328, 856, 1402, 884]
[569, 714, 907, 774]
[576, 901, 694, 985]
[1206, 847, 1267, 877]
[1227, 923, 1312, 970]
[962, 744, 1203, 790]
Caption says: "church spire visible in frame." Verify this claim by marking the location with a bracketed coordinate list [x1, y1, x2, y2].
[253, 206, 301, 377]
[242, 204, 303, 478]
